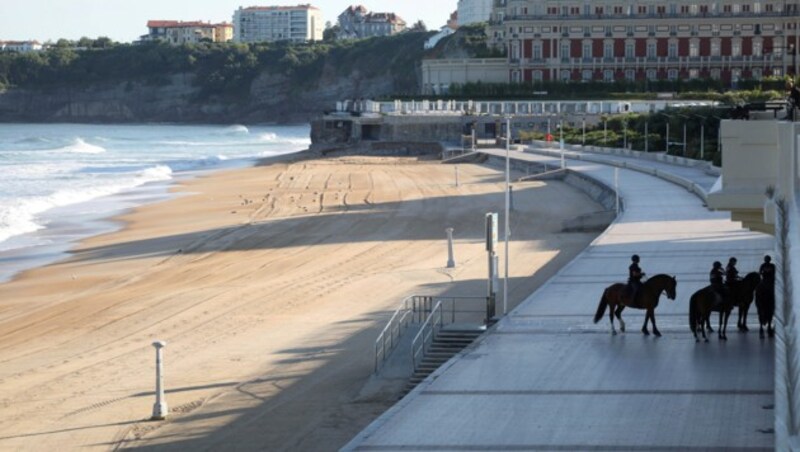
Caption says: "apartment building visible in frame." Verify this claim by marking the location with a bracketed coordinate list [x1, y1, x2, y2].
[233, 4, 324, 43]
[144, 21, 233, 44]
[0, 41, 43, 52]
[458, 0, 494, 26]
[488, 0, 800, 85]
[337, 5, 406, 39]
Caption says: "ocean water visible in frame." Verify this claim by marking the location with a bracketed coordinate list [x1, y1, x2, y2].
[0, 123, 310, 282]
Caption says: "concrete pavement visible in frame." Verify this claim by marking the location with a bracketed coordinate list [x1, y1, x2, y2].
[345, 148, 775, 451]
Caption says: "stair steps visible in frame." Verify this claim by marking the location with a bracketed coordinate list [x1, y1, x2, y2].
[402, 328, 483, 397]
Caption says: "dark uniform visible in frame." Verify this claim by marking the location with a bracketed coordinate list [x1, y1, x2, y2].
[627, 255, 645, 304]
[710, 261, 726, 304]
[760, 255, 776, 286]
[726, 257, 740, 287]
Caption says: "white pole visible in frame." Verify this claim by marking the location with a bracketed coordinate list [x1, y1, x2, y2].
[645, 121, 649, 153]
[504, 116, 511, 315]
[455, 165, 459, 187]
[615, 168, 620, 214]
[446, 228, 455, 268]
[151, 341, 168, 420]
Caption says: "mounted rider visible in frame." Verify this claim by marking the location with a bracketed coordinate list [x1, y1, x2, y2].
[710, 261, 726, 304]
[627, 254, 645, 305]
[726, 257, 740, 287]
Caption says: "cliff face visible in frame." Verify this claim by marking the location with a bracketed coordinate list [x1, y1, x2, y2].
[0, 64, 402, 124]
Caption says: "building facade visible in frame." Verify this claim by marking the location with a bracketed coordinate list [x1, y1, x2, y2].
[458, 0, 494, 26]
[488, 0, 800, 85]
[144, 21, 233, 44]
[0, 41, 43, 52]
[233, 5, 324, 43]
[337, 5, 406, 39]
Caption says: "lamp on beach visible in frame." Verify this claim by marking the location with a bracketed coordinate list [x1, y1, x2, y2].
[504, 115, 511, 316]
[151, 340, 168, 420]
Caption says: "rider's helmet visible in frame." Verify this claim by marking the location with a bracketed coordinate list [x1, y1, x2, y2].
[764, 255, 772, 263]
[631, 254, 640, 262]
[729, 257, 737, 265]
[713, 261, 722, 269]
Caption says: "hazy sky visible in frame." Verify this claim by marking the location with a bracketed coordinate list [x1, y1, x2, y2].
[1, 1, 457, 43]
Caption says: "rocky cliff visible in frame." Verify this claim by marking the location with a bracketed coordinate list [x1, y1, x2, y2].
[0, 33, 431, 124]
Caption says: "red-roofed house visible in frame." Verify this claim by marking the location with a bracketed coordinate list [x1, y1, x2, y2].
[143, 20, 233, 44]
[0, 40, 43, 53]
[233, 4, 324, 43]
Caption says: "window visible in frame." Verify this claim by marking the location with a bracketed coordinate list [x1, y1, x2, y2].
[732, 68, 742, 81]
[638, 5, 646, 14]
[583, 42, 592, 58]
[604, 69, 614, 81]
[681, 5, 689, 13]
[670, 4, 678, 14]
[774, 68, 783, 77]
[647, 68, 657, 80]
[560, 69, 571, 81]
[723, 4, 732, 12]
[711, 68, 721, 79]
[625, 69, 636, 80]
[647, 42, 657, 57]
[614, 6, 623, 14]
[732, 41, 741, 56]
[689, 68, 699, 78]
[561, 42, 570, 59]
[711, 41, 721, 56]
[667, 68, 678, 80]
[753, 41, 762, 56]
[582, 69, 593, 80]
[690, 41, 699, 57]
[753, 68, 763, 80]
[625, 42, 635, 58]
[604, 42, 614, 58]
[657, 5, 666, 14]
[533, 70, 543, 82]
[533, 43, 542, 59]
[595, 6, 604, 14]
[668, 42, 678, 58]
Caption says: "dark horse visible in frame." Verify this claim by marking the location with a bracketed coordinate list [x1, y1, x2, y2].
[735, 272, 762, 332]
[755, 278, 776, 339]
[690, 272, 760, 342]
[594, 274, 677, 336]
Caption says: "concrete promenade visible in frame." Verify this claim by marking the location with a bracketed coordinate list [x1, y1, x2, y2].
[345, 147, 776, 450]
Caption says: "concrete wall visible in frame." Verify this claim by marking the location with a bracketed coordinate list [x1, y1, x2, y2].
[422, 59, 509, 95]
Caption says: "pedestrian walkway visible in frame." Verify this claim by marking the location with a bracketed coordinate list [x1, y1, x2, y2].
[345, 148, 775, 451]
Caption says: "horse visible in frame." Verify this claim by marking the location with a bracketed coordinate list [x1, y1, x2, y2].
[734, 272, 762, 332]
[594, 274, 677, 337]
[755, 279, 775, 339]
[689, 285, 732, 342]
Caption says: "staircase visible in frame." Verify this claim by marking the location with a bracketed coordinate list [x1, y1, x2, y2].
[404, 326, 483, 396]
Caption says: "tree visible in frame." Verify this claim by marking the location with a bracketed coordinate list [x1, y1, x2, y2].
[411, 20, 427, 32]
[323, 25, 340, 42]
[77, 37, 93, 48]
[92, 37, 114, 49]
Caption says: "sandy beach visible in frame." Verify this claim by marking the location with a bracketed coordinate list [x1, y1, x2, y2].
[0, 151, 606, 451]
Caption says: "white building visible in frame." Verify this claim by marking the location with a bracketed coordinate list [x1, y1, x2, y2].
[143, 21, 233, 45]
[337, 5, 406, 40]
[424, 27, 455, 50]
[0, 41, 43, 53]
[457, 0, 493, 26]
[233, 4, 324, 43]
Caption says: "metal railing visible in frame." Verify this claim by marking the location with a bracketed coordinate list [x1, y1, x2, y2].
[411, 301, 444, 372]
[410, 296, 487, 371]
[374, 295, 435, 373]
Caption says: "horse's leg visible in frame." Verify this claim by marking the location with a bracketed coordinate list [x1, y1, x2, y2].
[641, 309, 650, 336]
[706, 315, 714, 332]
[718, 312, 724, 339]
[721, 310, 730, 340]
[742, 303, 750, 332]
[608, 301, 617, 336]
[650, 307, 661, 337]
[737, 304, 744, 331]
[760, 322, 765, 339]
[615, 305, 626, 333]
[701, 313, 709, 342]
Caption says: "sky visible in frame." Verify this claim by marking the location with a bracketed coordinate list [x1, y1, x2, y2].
[1, 1, 457, 43]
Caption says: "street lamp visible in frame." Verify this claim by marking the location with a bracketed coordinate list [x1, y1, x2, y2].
[503, 115, 511, 315]
[603, 117, 608, 146]
[693, 113, 707, 160]
[676, 113, 689, 156]
[582, 116, 586, 145]
[658, 112, 672, 153]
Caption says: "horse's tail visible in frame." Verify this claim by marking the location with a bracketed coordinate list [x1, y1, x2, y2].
[594, 291, 608, 324]
[689, 293, 698, 334]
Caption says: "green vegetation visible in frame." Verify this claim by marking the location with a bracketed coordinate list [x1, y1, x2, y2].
[519, 106, 735, 165]
[426, 23, 505, 59]
[0, 32, 433, 98]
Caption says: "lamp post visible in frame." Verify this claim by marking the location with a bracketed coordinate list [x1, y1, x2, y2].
[676, 113, 689, 156]
[693, 114, 707, 160]
[582, 117, 586, 145]
[658, 112, 672, 154]
[644, 119, 649, 153]
[603, 118, 608, 146]
[503, 115, 511, 315]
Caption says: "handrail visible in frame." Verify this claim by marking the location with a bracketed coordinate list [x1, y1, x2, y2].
[411, 301, 444, 372]
[374, 295, 435, 373]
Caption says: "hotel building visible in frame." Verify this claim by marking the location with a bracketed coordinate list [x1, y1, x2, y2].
[143, 21, 233, 44]
[233, 5, 324, 43]
[337, 5, 406, 39]
[458, 0, 495, 26]
[487, 0, 800, 84]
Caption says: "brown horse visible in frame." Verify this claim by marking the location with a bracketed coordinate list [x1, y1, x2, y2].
[734, 272, 762, 332]
[594, 274, 677, 336]
[690, 272, 760, 342]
